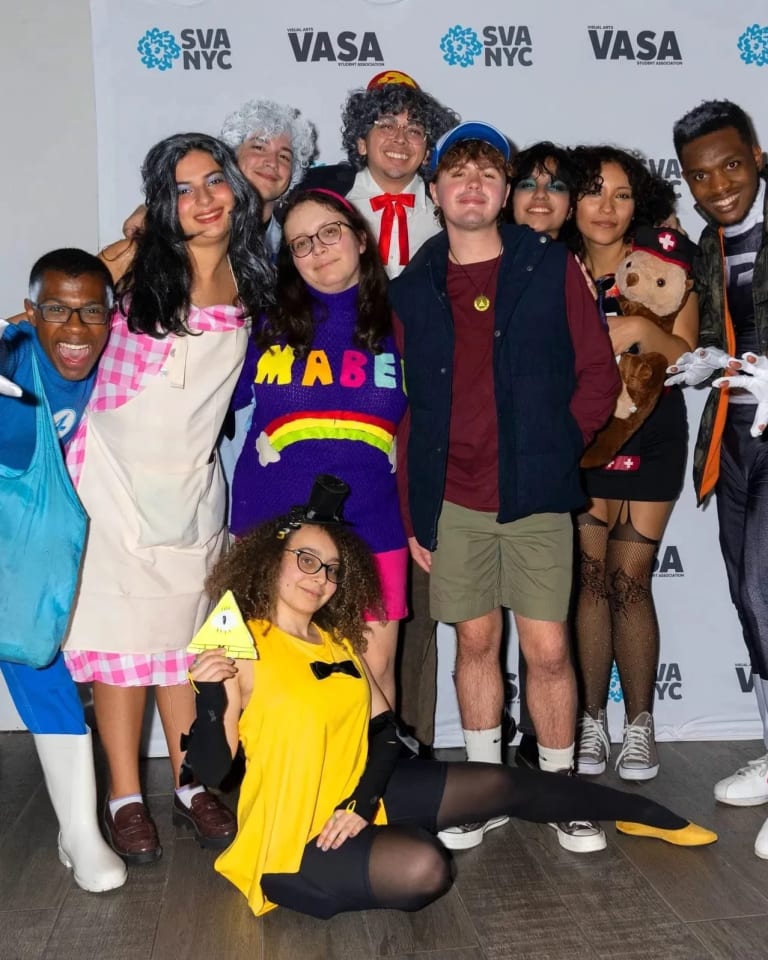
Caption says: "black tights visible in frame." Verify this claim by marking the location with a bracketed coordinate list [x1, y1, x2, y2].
[261, 758, 687, 918]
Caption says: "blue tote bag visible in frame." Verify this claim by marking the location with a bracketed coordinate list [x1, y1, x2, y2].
[0, 351, 87, 667]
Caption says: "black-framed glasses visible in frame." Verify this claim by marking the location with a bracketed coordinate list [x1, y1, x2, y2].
[372, 116, 427, 144]
[284, 548, 343, 584]
[286, 221, 353, 259]
[31, 302, 110, 325]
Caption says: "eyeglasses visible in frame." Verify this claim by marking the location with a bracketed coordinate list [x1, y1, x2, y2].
[31, 302, 110, 325]
[285, 548, 343, 584]
[286, 221, 354, 259]
[514, 177, 570, 195]
[372, 116, 427, 144]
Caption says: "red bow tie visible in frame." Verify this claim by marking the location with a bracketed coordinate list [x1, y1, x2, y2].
[369, 193, 416, 266]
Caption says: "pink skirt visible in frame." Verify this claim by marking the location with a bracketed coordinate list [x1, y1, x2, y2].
[64, 648, 193, 686]
[365, 547, 409, 622]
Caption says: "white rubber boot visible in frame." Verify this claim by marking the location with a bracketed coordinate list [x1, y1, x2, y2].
[33, 730, 127, 892]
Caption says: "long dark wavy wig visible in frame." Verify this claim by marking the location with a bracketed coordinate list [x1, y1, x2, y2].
[206, 518, 383, 653]
[568, 145, 676, 258]
[256, 190, 391, 357]
[116, 132, 274, 337]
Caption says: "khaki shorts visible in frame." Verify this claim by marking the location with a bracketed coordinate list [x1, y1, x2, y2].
[429, 500, 573, 623]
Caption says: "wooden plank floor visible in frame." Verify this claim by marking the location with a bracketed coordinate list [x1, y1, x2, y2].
[2, 733, 768, 960]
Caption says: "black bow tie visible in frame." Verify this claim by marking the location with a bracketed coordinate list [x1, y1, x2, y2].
[309, 659, 361, 680]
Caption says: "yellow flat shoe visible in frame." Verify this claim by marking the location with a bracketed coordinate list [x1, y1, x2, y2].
[615, 821, 718, 846]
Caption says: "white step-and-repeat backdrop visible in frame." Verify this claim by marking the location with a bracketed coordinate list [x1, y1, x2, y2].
[6, 0, 762, 744]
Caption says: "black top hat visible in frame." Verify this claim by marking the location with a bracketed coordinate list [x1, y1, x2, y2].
[276, 474, 351, 538]
[632, 226, 696, 273]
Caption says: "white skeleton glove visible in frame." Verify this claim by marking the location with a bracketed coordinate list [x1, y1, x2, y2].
[665, 347, 732, 387]
[713, 353, 768, 437]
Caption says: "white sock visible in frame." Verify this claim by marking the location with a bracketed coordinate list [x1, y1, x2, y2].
[109, 793, 143, 817]
[538, 743, 575, 773]
[463, 725, 502, 764]
[175, 784, 206, 809]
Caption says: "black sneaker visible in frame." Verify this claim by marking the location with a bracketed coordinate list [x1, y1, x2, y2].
[514, 733, 540, 770]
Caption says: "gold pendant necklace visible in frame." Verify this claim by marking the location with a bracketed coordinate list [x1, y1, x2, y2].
[448, 242, 503, 312]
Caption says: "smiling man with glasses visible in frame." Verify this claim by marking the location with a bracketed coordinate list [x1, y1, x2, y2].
[302, 71, 458, 279]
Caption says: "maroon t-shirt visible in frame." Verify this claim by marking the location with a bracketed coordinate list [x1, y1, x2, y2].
[444, 258, 501, 511]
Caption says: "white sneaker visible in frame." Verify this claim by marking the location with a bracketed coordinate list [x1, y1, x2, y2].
[714, 753, 768, 806]
[548, 819, 607, 853]
[755, 818, 768, 858]
[576, 710, 610, 775]
[437, 816, 509, 851]
[616, 712, 659, 781]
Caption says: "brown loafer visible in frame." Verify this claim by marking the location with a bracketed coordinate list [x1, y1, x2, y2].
[172, 791, 236, 850]
[103, 800, 162, 865]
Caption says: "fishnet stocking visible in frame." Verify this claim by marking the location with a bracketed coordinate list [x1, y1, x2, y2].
[608, 521, 659, 720]
[574, 514, 612, 716]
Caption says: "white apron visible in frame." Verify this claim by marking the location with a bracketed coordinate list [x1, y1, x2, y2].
[65, 324, 247, 655]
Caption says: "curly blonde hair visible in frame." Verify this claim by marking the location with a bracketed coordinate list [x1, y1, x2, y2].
[206, 519, 383, 653]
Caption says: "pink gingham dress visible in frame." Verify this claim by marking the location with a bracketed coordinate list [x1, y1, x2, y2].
[64, 304, 247, 686]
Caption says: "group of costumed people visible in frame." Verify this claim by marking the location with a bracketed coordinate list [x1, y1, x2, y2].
[3, 67, 768, 917]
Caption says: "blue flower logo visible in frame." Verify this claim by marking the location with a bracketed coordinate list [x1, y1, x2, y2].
[608, 662, 624, 704]
[440, 25, 482, 68]
[738, 24, 768, 66]
[137, 28, 181, 71]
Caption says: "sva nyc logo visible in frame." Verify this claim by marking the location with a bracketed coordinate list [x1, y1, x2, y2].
[738, 24, 768, 66]
[440, 25, 533, 68]
[137, 27, 232, 71]
[287, 28, 384, 66]
[588, 26, 682, 65]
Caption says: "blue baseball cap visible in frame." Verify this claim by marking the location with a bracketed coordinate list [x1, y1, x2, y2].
[430, 121, 510, 174]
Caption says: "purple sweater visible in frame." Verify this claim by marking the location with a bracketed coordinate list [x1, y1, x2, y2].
[230, 285, 408, 553]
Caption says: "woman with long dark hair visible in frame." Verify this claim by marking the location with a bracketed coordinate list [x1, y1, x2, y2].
[228, 188, 407, 707]
[569, 145, 698, 782]
[62, 132, 273, 864]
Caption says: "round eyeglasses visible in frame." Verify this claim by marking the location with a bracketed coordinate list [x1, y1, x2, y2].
[286, 221, 353, 259]
[372, 116, 427, 144]
[284, 548, 343, 584]
[31, 303, 110, 325]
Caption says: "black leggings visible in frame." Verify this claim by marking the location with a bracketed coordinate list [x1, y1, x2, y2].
[261, 758, 687, 918]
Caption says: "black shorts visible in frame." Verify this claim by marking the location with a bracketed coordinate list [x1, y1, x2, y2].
[583, 387, 688, 503]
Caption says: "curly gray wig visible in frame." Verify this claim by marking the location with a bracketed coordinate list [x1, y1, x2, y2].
[220, 99, 317, 191]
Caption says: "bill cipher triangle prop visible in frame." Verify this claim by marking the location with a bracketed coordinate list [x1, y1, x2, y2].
[187, 590, 258, 660]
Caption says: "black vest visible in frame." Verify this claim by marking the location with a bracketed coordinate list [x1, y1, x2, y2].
[389, 225, 585, 549]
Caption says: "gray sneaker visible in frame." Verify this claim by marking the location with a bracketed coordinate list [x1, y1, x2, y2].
[616, 711, 659, 781]
[437, 816, 509, 850]
[548, 819, 607, 852]
[576, 710, 610, 775]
